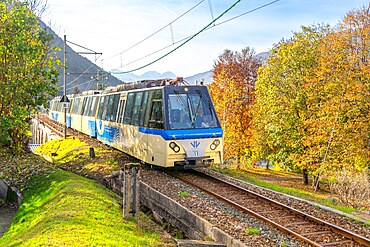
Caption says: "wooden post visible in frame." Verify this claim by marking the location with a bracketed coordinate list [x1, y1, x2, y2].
[123, 163, 140, 218]
[89, 147, 95, 158]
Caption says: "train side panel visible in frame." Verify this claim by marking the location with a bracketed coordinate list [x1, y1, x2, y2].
[80, 95, 99, 137]
[142, 130, 167, 166]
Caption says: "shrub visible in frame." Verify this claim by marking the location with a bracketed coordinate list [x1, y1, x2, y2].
[329, 169, 370, 210]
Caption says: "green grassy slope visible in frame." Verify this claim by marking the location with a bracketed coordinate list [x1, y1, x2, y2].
[0, 169, 166, 246]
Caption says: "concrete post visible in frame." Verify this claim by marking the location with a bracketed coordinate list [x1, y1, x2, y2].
[123, 163, 140, 219]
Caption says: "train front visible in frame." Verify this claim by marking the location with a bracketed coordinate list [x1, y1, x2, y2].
[163, 85, 223, 168]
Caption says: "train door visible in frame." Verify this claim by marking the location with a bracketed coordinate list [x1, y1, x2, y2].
[145, 90, 166, 166]
[115, 94, 126, 150]
[137, 91, 150, 162]
[96, 94, 120, 145]
[127, 91, 148, 161]
[88, 95, 99, 137]
[78, 97, 87, 132]
[81, 96, 92, 136]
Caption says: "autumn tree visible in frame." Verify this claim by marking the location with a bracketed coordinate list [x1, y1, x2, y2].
[253, 25, 329, 184]
[209, 48, 261, 165]
[308, 4, 370, 177]
[0, 0, 59, 151]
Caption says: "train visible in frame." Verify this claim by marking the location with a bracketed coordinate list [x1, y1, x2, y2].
[48, 77, 223, 168]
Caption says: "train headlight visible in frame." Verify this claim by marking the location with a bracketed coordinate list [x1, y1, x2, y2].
[210, 139, 220, 150]
[169, 142, 180, 153]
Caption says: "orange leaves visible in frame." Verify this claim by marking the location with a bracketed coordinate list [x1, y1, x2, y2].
[254, 5, 370, 178]
[209, 48, 261, 161]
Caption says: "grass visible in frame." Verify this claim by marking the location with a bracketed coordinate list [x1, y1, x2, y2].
[0, 169, 169, 247]
[178, 191, 190, 197]
[34, 137, 122, 178]
[215, 166, 358, 215]
[245, 227, 260, 235]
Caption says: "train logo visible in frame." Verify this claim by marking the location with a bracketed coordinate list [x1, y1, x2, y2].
[97, 119, 104, 136]
[190, 141, 200, 148]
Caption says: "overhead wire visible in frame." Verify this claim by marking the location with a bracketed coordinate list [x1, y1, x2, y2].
[63, 64, 96, 88]
[103, 0, 205, 61]
[63, 77, 97, 94]
[69, 0, 280, 89]
[111, 0, 279, 74]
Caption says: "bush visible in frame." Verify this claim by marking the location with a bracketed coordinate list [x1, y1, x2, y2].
[329, 170, 370, 210]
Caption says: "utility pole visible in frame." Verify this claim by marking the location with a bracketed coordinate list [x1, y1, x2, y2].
[63, 34, 67, 139]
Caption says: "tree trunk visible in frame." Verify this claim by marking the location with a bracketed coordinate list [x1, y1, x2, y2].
[266, 160, 270, 170]
[303, 169, 309, 185]
[313, 176, 320, 190]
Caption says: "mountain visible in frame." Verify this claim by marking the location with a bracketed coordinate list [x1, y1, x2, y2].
[41, 21, 123, 95]
[113, 71, 176, 82]
[184, 71, 213, 85]
[41, 21, 269, 94]
[255, 51, 270, 62]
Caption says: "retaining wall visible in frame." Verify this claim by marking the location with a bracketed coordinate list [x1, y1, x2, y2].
[140, 182, 245, 247]
[0, 179, 22, 205]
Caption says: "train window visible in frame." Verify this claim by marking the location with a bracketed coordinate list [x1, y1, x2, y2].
[110, 94, 120, 122]
[89, 96, 98, 117]
[131, 92, 143, 126]
[148, 100, 163, 129]
[166, 90, 220, 129]
[105, 95, 114, 121]
[68, 99, 73, 113]
[71, 98, 81, 114]
[138, 91, 148, 126]
[103, 94, 120, 122]
[97, 96, 107, 120]
[82, 97, 92, 116]
[117, 99, 125, 123]
[50, 101, 55, 111]
[123, 93, 135, 124]
[168, 94, 192, 129]
[153, 90, 162, 100]
[143, 91, 154, 127]
[80, 97, 88, 115]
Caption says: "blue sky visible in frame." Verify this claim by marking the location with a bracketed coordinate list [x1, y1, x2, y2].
[41, 0, 369, 77]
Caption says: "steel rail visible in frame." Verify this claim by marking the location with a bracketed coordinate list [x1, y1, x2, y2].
[169, 170, 370, 247]
[35, 114, 64, 137]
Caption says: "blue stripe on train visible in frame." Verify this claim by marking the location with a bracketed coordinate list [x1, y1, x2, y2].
[66, 116, 71, 128]
[51, 112, 58, 121]
[96, 125, 119, 145]
[88, 120, 96, 137]
[138, 127, 222, 140]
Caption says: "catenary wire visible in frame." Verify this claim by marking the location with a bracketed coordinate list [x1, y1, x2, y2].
[70, 0, 279, 89]
[102, 0, 205, 61]
[110, 0, 279, 74]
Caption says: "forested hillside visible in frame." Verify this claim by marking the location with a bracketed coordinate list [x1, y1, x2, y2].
[40, 21, 123, 95]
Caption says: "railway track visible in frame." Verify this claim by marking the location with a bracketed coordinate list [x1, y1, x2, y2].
[168, 170, 370, 247]
[35, 114, 370, 246]
[35, 114, 65, 137]
[34, 114, 121, 151]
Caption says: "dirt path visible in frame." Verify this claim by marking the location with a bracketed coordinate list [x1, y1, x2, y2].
[0, 204, 17, 237]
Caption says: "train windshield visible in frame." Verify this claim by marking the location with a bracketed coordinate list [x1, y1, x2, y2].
[167, 87, 220, 130]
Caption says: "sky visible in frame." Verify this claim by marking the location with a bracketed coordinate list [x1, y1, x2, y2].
[41, 0, 369, 77]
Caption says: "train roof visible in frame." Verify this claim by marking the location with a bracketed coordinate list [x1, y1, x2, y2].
[102, 77, 188, 94]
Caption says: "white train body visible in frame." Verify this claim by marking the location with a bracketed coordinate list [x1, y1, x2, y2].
[49, 80, 223, 168]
